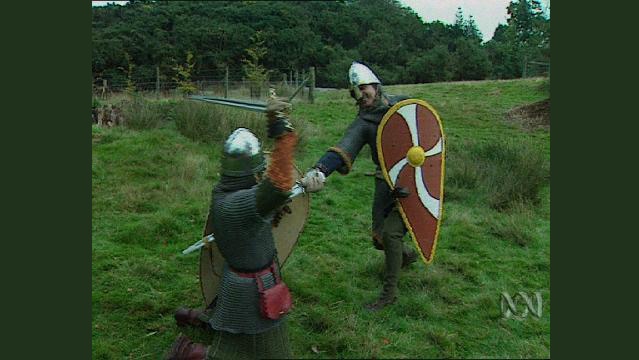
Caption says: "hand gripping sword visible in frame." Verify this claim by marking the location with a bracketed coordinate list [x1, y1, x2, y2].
[181, 182, 307, 255]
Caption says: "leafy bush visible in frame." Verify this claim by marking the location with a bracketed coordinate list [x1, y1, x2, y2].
[172, 51, 197, 96]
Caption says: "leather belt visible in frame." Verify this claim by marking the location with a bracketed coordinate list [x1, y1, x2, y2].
[230, 262, 275, 279]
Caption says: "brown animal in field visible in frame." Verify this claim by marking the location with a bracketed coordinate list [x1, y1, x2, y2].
[96, 106, 106, 126]
[94, 104, 125, 127]
[106, 105, 116, 127]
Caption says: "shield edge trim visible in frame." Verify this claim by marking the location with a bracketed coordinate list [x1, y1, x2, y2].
[199, 214, 218, 307]
[376, 98, 446, 265]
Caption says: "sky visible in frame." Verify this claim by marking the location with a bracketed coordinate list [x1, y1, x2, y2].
[398, 0, 550, 42]
[92, 0, 550, 43]
[92, 1, 128, 6]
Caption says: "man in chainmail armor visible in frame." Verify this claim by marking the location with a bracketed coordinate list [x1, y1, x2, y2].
[300, 62, 419, 311]
[167, 97, 298, 359]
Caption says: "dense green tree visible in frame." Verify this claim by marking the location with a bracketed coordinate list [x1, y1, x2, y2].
[450, 8, 481, 49]
[485, 0, 550, 78]
[243, 31, 270, 98]
[484, 38, 521, 79]
[464, 15, 483, 43]
[407, 45, 454, 83]
[91, 0, 549, 88]
[452, 38, 492, 80]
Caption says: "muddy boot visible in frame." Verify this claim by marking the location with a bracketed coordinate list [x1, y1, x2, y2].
[371, 234, 384, 251]
[166, 335, 208, 360]
[402, 246, 418, 268]
[365, 284, 398, 311]
[366, 212, 404, 311]
[174, 308, 208, 329]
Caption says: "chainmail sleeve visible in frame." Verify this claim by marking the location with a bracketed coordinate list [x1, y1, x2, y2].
[256, 132, 298, 216]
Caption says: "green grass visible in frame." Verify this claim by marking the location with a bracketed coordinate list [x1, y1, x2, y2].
[93, 78, 550, 358]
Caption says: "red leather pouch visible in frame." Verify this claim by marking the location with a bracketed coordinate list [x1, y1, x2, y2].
[255, 265, 292, 320]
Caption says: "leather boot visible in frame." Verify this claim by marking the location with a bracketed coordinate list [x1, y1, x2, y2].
[166, 335, 208, 360]
[402, 247, 418, 268]
[365, 285, 398, 311]
[174, 307, 208, 329]
[372, 233, 384, 251]
[366, 213, 403, 311]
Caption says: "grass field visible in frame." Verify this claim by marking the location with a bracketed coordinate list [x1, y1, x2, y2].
[92, 78, 550, 359]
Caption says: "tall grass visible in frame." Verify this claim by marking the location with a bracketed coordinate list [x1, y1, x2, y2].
[171, 101, 252, 143]
[119, 96, 171, 130]
[171, 99, 313, 153]
[484, 201, 538, 246]
[446, 138, 549, 211]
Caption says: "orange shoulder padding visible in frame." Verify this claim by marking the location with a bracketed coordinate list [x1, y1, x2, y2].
[267, 132, 298, 191]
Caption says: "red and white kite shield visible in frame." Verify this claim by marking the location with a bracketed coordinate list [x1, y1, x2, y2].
[377, 99, 445, 264]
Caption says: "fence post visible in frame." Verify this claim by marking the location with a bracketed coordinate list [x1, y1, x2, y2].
[102, 79, 108, 99]
[302, 69, 307, 97]
[224, 65, 229, 98]
[309, 67, 315, 104]
[156, 66, 160, 98]
[295, 69, 299, 87]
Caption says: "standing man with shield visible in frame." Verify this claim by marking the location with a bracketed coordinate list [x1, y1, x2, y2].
[167, 97, 298, 360]
[301, 62, 445, 311]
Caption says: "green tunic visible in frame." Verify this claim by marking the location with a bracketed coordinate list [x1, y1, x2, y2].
[316, 94, 410, 238]
[315, 94, 415, 300]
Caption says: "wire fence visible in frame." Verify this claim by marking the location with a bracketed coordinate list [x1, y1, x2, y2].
[93, 67, 317, 102]
[523, 61, 550, 78]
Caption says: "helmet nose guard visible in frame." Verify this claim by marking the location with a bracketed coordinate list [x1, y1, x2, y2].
[220, 128, 266, 177]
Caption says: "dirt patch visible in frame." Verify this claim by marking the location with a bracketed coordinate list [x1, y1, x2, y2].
[505, 98, 550, 131]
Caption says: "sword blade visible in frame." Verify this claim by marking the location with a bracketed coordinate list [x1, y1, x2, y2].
[189, 95, 267, 113]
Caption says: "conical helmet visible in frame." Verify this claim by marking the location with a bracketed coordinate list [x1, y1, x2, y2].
[348, 61, 381, 87]
[348, 62, 381, 102]
[220, 128, 266, 177]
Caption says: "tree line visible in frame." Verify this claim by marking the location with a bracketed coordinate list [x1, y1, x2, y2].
[92, 0, 550, 89]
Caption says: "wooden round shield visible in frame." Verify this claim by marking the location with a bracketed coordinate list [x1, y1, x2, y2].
[199, 166, 309, 307]
[376, 99, 445, 264]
